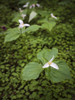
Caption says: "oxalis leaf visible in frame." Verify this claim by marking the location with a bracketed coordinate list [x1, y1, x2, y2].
[4, 28, 20, 42]
[45, 60, 72, 83]
[23, 25, 40, 33]
[21, 62, 43, 80]
[37, 48, 58, 65]
[28, 11, 37, 22]
[41, 21, 56, 31]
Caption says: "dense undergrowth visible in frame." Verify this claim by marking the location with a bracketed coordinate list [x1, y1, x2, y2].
[0, 0, 75, 100]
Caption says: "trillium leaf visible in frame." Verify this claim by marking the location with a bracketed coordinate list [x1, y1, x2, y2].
[44, 48, 58, 61]
[23, 25, 40, 33]
[41, 21, 56, 31]
[28, 11, 37, 22]
[21, 62, 43, 80]
[45, 61, 71, 83]
[4, 28, 20, 42]
[37, 49, 48, 64]
[37, 18, 47, 24]
[37, 48, 58, 64]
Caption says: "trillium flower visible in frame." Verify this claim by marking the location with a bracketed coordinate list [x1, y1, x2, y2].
[43, 56, 59, 70]
[29, 3, 40, 9]
[23, 2, 29, 8]
[18, 19, 30, 28]
[21, 14, 26, 19]
[51, 13, 57, 19]
[19, 8, 23, 13]
[30, 4, 35, 9]
[36, 3, 40, 7]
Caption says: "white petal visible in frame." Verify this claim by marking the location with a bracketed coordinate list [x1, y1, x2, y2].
[29, 5, 32, 9]
[23, 2, 29, 8]
[32, 4, 35, 8]
[51, 13, 53, 17]
[19, 8, 23, 12]
[43, 63, 49, 68]
[24, 24, 30, 27]
[50, 62, 59, 70]
[36, 4, 40, 7]
[19, 25, 24, 28]
[19, 19, 23, 24]
[23, 5, 28, 8]
[49, 56, 54, 62]
[21, 14, 26, 19]
[51, 13, 57, 19]
[53, 16, 57, 19]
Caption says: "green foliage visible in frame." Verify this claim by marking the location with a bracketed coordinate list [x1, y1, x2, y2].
[41, 20, 56, 32]
[0, 0, 75, 100]
[37, 48, 58, 64]
[46, 61, 71, 82]
[24, 25, 41, 33]
[21, 48, 71, 82]
[4, 28, 20, 42]
[21, 62, 43, 80]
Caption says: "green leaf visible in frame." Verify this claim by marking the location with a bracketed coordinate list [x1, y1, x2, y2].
[37, 18, 47, 24]
[21, 62, 43, 80]
[45, 61, 72, 83]
[37, 49, 48, 64]
[38, 10, 50, 18]
[28, 11, 37, 22]
[44, 48, 58, 61]
[23, 25, 40, 33]
[41, 21, 56, 31]
[4, 28, 20, 42]
[37, 48, 58, 64]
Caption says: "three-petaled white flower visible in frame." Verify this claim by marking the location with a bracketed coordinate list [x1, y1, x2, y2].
[19, 8, 23, 13]
[36, 3, 40, 7]
[23, 2, 29, 8]
[21, 14, 26, 19]
[51, 13, 57, 19]
[29, 3, 40, 9]
[19, 19, 30, 28]
[43, 56, 59, 70]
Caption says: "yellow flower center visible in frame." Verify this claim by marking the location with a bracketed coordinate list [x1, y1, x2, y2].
[48, 62, 52, 65]
[22, 23, 24, 25]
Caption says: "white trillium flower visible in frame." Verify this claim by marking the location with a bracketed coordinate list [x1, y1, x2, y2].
[51, 13, 57, 19]
[19, 19, 30, 28]
[29, 4, 35, 9]
[23, 2, 29, 8]
[21, 14, 26, 19]
[43, 56, 59, 70]
[29, 3, 40, 9]
[19, 8, 23, 13]
[36, 3, 40, 7]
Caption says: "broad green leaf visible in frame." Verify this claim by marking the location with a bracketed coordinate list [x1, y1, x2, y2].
[37, 49, 48, 64]
[45, 61, 71, 83]
[38, 10, 50, 18]
[21, 62, 43, 80]
[44, 48, 58, 61]
[23, 25, 40, 33]
[37, 18, 47, 24]
[4, 28, 20, 42]
[41, 21, 56, 31]
[28, 11, 37, 22]
[37, 48, 58, 64]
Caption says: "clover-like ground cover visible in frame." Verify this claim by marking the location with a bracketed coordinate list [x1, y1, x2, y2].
[0, 0, 75, 100]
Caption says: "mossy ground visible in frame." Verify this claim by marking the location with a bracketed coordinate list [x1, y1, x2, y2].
[0, 0, 75, 100]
